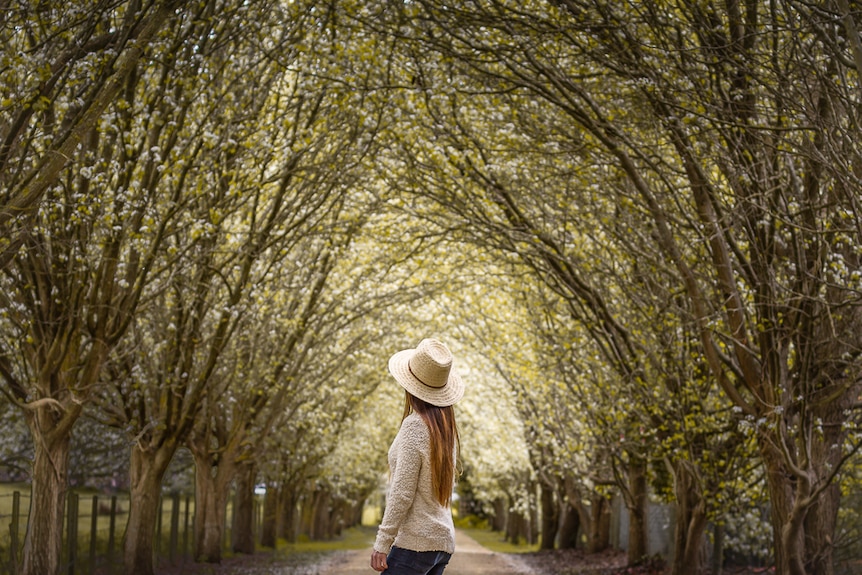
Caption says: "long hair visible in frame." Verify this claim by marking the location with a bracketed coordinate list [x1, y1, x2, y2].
[402, 391, 460, 507]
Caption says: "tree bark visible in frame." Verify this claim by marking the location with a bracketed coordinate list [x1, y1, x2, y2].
[299, 490, 315, 539]
[539, 482, 558, 550]
[760, 418, 843, 575]
[330, 498, 348, 538]
[278, 483, 299, 543]
[800, 392, 848, 575]
[311, 488, 331, 540]
[20, 432, 71, 575]
[626, 457, 648, 564]
[528, 492, 538, 545]
[588, 493, 611, 553]
[492, 498, 507, 532]
[557, 502, 580, 549]
[260, 483, 279, 548]
[123, 443, 175, 575]
[232, 462, 257, 554]
[505, 494, 521, 544]
[671, 461, 708, 575]
[803, 482, 839, 575]
[191, 451, 235, 563]
[759, 440, 804, 575]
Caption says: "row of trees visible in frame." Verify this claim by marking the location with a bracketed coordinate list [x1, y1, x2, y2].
[368, 1, 862, 574]
[0, 1, 421, 573]
[3, 1, 862, 575]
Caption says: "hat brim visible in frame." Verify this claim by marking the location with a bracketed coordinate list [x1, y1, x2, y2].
[388, 348, 464, 407]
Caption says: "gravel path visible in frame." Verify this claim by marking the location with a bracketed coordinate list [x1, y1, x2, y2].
[319, 529, 535, 575]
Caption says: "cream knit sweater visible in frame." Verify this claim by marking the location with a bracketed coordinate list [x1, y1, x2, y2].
[373, 413, 456, 555]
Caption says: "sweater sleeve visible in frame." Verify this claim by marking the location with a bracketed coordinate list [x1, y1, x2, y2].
[373, 418, 426, 554]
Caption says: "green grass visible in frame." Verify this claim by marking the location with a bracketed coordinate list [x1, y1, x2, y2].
[453, 514, 539, 554]
[276, 525, 376, 554]
[460, 527, 540, 554]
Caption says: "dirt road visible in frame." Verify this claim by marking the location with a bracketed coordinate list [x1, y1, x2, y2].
[319, 529, 535, 575]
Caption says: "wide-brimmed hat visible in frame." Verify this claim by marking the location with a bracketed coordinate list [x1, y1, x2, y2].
[388, 338, 464, 407]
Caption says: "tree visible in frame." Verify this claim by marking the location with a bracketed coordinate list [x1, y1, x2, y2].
[0, 3, 218, 572]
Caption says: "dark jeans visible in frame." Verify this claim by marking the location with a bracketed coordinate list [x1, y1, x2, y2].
[384, 546, 452, 575]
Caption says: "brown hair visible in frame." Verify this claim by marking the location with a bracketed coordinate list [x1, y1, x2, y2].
[402, 391, 460, 506]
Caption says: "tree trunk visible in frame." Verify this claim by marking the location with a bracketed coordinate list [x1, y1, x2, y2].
[539, 482, 558, 550]
[20, 433, 71, 575]
[671, 461, 708, 575]
[232, 462, 257, 554]
[676, 507, 708, 574]
[492, 498, 507, 532]
[803, 482, 839, 575]
[760, 432, 842, 575]
[505, 495, 521, 544]
[351, 500, 364, 528]
[801, 394, 848, 575]
[311, 488, 331, 540]
[330, 499, 347, 538]
[588, 493, 611, 553]
[528, 491, 538, 545]
[260, 482, 279, 548]
[759, 439, 804, 575]
[563, 476, 609, 553]
[558, 502, 580, 549]
[191, 452, 234, 563]
[278, 483, 299, 543]
[299, 491, 315, 539]
[123, 443, 175, 575]
[626, 457, 648, 564]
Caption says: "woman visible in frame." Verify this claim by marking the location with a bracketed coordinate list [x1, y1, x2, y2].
[371, 338, 464, 574]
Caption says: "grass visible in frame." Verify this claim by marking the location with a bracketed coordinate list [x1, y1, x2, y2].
[461, 526, 540, 554]
[275, 525, 377, 554]
[453, 515, 540, 554]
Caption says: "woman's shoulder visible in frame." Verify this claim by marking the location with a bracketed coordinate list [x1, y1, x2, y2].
[399, 412, 430, 440]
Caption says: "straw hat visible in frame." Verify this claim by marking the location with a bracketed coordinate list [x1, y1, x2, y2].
[388, 338, 464, 407]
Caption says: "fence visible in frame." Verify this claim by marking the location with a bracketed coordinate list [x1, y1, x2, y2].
[0, 488, 259, 575]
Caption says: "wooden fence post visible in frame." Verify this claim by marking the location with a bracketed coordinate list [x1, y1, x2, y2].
[169, 493, 180, 563]
[10, 491, 20, 575]
[88, 496, 98, 575]
[107, 496, 117, 572]
[183, 495, 191, 559]
[254, 497, 261, 544]
[67, 492, 79, 575]
[156, 497, 163, 555]
[223, 496, 229, 551]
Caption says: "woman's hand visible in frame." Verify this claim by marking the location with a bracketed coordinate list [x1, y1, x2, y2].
[371, 550, 388, 572]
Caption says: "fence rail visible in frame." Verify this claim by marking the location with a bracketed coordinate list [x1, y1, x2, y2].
[1, 489, 255, 575]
